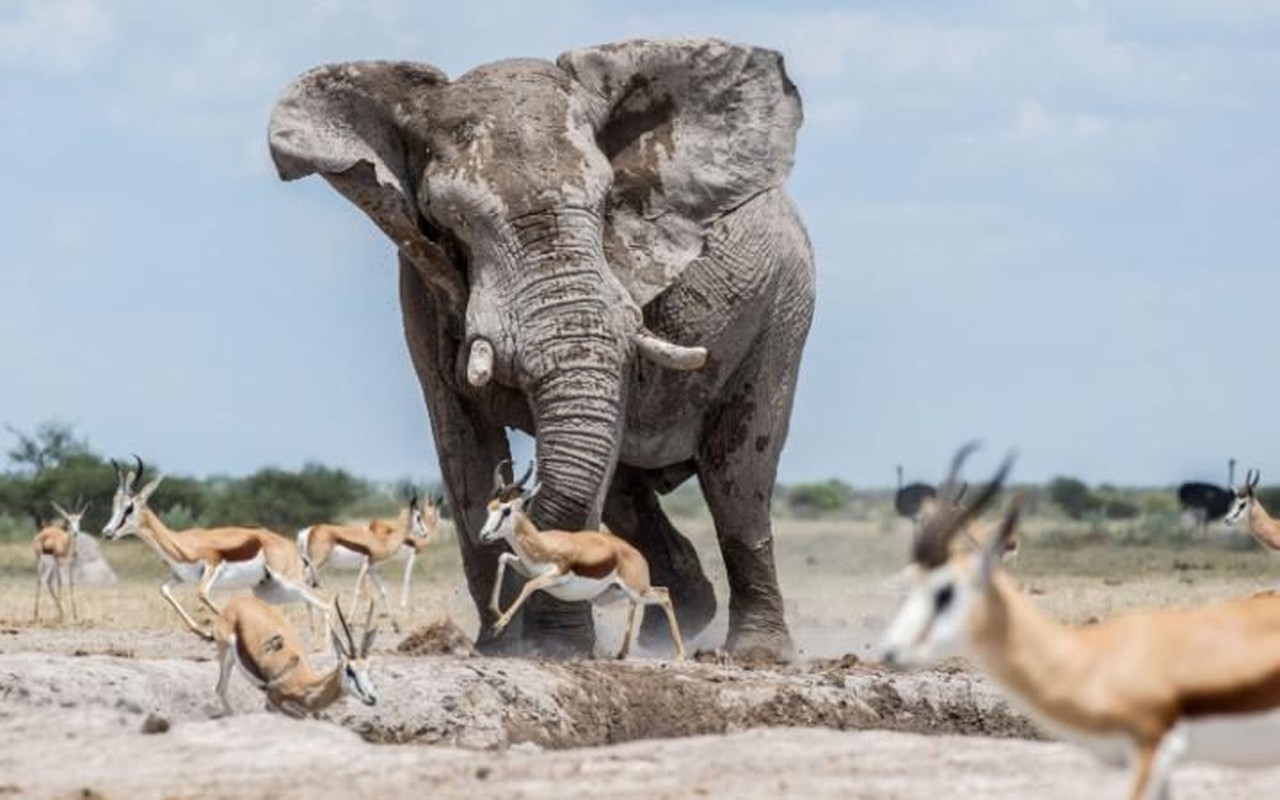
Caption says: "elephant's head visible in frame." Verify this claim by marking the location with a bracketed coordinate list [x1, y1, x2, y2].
[269, 39, 801, 529]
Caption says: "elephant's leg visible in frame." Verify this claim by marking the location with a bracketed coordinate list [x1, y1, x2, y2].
[603, 464, 716, 648]
[399, 261, 594, 657]
[697, 360, 801, 662]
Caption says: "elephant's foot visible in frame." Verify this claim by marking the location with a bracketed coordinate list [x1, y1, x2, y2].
[725, 614, 795, 664]
[720, 536, 794, 663]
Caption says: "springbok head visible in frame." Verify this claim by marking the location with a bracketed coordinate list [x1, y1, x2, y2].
[479, 460, 539, 544]
[1225, 468, 1262, 526]
[877, 444, 1017, 668]
[52, 497, 90, 537]
[330, 599, 379, 707]
[101, 455, 165, 540]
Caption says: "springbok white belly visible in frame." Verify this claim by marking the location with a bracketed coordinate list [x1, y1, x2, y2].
[545, 571, 624, 604]
[1184, 710, 1280, 767]
[321, 544, 370, 570]
[212, 553, 269, 590]
[297, 529, 409, 571]
[169, 560, 205, 584]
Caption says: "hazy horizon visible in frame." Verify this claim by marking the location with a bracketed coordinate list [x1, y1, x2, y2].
[4, 1, 1279, 489]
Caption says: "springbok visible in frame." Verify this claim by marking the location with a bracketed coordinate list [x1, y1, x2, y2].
[479, 462, 685, 660]
[211, 596, 378, 717]
[1224, 468, 1280, 550]
[297, 493, 438, 630]
[101, 456, 331, 640]
[879, 446, 1280, 800]
[32, 499, 90, 622]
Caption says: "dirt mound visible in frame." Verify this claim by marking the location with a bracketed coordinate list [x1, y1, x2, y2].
[397, 619, 477, 657]
[0, 650, 1038, 752]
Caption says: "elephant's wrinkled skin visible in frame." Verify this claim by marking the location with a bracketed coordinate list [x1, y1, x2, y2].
[269, 38, 815, 659]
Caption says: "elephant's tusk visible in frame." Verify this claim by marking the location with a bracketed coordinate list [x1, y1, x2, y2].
[633, 329, 708, 371]
[467, 338, 495, 387]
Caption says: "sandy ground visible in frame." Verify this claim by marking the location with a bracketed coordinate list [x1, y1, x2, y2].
[2, 629, 1280, 798]
[4, 518, 1280, 798]
[4, 692, 1280, 799]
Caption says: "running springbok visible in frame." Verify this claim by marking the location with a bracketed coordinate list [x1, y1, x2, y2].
[101, 457, 331, 640]
[32, 499, 89, 622]
[1224, 468, 1280, 550]
[297, 492, 437, 629]
[878, 446, 1280, 800]
[479, 462, 685, 660]
[211, 596, 378, 717]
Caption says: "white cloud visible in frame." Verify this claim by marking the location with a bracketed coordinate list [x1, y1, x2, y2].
[1012, 99, 1110, 144]
[0, 0, 111, 73]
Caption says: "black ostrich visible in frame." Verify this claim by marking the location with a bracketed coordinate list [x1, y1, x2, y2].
[1177, 458, 1236, 535]
[895, 465, 938, 520]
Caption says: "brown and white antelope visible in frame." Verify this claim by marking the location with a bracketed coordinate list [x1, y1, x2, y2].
[878, 446, 1280, 800]
[297, 493, 438, 630]
[479, 462, 685, 660]
[1224, 468, 1280, 550]
[101, 457, 331, 640]
[211, 596, 378, 717]
[32, 499, 90, 622]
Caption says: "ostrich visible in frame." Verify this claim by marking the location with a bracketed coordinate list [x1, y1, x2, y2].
[895, 465, 938, 528]
[1177, 458, 1236, 536]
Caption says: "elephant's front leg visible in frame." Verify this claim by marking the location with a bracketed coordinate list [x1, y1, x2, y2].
[697, 368, 798, 662]
[399, 261, 594, 657]
[399, 262, 509, 648]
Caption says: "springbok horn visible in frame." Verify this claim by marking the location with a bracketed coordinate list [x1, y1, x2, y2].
[912, 444, 1013, 569]
[360, 601, 377, 657]
[467, 338, 494, 388]
[513, 460, 535, 490]
[361, 626, 377, 658]
[131, 455, 145, 492]
[954, 482, 969, 507]
[335, 600, 357, 657]
[1252, 469, 1262, 489]
[633, 328, 708, 371]
[52, 501, 70, 519]
[492, 459, 512, 495]
[111, 459, 123, 486]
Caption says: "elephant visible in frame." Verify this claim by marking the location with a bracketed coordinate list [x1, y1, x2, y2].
[268, 37, 815, 660]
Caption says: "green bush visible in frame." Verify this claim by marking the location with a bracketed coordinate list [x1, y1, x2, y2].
[1046, 476, 1098, 520]
[785, 480, 853, 517]
[205, 463, 365, 533]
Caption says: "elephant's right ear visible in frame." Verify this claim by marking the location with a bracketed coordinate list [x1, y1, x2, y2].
[269, 61, 465, 308]
[558, 39, 802, 306]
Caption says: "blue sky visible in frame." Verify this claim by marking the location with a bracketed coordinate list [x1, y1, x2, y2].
[2, 0, 1278, 487]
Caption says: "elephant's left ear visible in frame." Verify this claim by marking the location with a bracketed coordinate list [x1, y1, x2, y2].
[558, 39, 802, 305]
[268, 61, 466, 310]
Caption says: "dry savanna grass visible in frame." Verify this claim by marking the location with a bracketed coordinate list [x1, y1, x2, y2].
[1, 513, 1273, 655]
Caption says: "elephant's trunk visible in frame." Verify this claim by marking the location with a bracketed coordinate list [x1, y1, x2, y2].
[510, 208, 630, 530]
